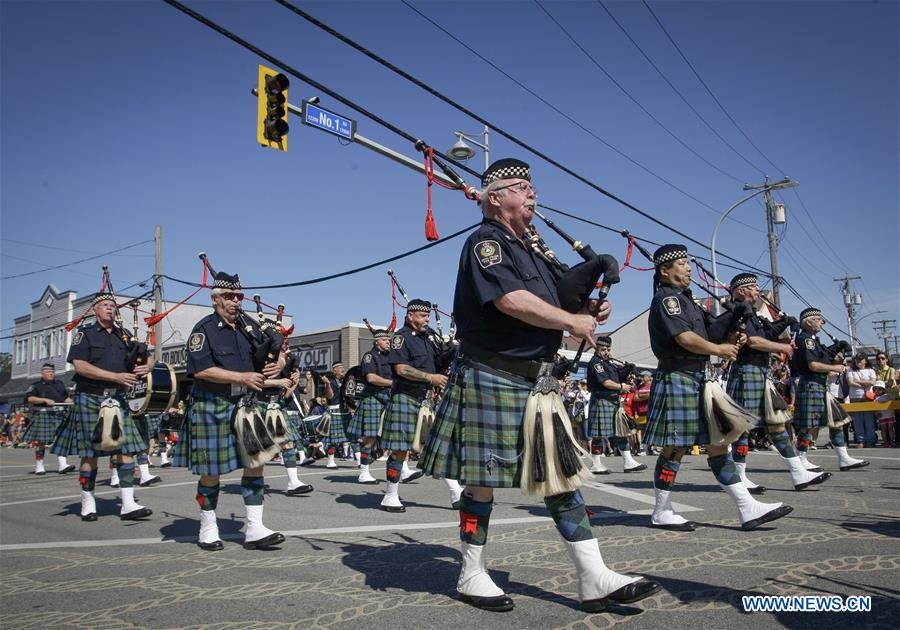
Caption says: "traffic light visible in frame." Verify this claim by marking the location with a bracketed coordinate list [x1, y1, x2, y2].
[257, 65, 290, 151]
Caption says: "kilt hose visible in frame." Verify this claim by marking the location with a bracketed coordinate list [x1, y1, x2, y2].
[381, 392, 423, 452]
[174, 389, 241, 476]
[420, 360, 532, 488]
[51, 392, 147, 457]
[726, 363, 768, 428]
[347, 389, 390, 439]
[22, 408, 65, 444]
[794, 377, 828, 430]
[325, 405, 350, 446]
[644, 370, 709, 447]
[586, 395, 617, 437]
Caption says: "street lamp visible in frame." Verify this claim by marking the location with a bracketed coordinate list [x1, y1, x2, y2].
[853, 309, 887, 352]
[710, 177, 798, 314]
[448, 125, 490, 172]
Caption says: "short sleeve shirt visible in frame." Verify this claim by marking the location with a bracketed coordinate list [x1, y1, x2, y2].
[792, 330, 829, 379]
[387, 325, 437, 379]
[586, 354, 620, 401]
[185, 313, 255, 377]
[67, 322, 132, 388]
[648, 284, 709, 361]
[735, 308, 771, 364]
[26, 379, 68, 405]
[360, 349, 392, 385]
[454, 219, 563, 360]
[327, 376, 343, 407]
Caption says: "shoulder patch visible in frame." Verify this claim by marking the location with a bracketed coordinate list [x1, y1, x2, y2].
[804, 338, 816, 350]
[188, 332, 206, 353]
[362, 352, 373, 364]
[72, 331, 84, 346]
[663, 296, 682, 316]
[391, 334, 404, 350]
[475, 240, 502, 269]
[593, 362, 603, 373]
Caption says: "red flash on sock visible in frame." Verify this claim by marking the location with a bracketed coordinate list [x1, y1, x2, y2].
[659, 468, 676, 484]
[387, 467, 400, 482]
[799, 439, 810, 449]
[195, 493, 205, 508]
[79, 475, 89, 488]
[460, 511, 479, 535]
[736, 445, 749, 457]
[591, 444, 603, 455]
[326, 447, 336, 456]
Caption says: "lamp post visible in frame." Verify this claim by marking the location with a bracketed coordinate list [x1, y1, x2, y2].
[448, 125, 490, 172]
[710, 177, 798, 315]
[854, 310, 887, 353]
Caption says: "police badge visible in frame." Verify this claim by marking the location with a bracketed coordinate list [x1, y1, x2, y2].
[476, 240, 502, 269]
[188, 332, 206, 352]
[663, 296, 682, 316]
[391, 335, 404, 350]
[805, 338, 816, 350]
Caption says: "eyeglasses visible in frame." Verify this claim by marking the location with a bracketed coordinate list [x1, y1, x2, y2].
[495, 181, 537, 196]
[878, 356, 888, 360]
[218, 292, 244, 302]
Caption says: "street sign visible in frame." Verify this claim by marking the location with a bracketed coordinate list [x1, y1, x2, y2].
[301, 101, 356, 141]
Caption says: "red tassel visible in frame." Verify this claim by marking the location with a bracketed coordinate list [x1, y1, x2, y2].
[425, 208, 439, 241]
[149, 329, 156, 346]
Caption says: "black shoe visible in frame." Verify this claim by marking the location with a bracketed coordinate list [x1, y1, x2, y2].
[198, 540, 224, 551]
[624, 464, 648, 473]
[451, 500, 461, 510]
[35, 471, 46, 476]
[591, 469, 611, 475]
[459, 593, 515, 612]
[160, 462, 172, 468]
[795, 471, 832, 491]
[839, 460, 870, 472]
[58, 465, 76, 474]
[286, 485, 314, 496]
[747, 485, 767, 495]
[243, 532, 285, 550]
[651, 521, 697, 532]
[400, 470, 424, 483]
[299, 459, 316, 467]
[81, 513, 97, 522]
[581, 578, 661, 612]
[741, 504, 793, 531]
[381, 504, 406, 513]
[139, 476, 162, 487]
[120, 507, 153, 520]
[109, 482, 119, 488]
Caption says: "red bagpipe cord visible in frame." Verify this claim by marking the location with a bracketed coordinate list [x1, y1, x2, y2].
[143, 262, 209, 331]
[621, 236, 654, 272]
[693, 260, 728, 312]
[422, 147, 440, 241]
[389, 277, 399, 332]
[65, 274, 108, 331]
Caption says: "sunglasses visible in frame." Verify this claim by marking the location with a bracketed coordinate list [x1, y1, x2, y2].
[218, 292, 244, 302]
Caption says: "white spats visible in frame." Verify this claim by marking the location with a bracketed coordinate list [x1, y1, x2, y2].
[785, 456, 826, 488]
[457, 542, 506, 598]
[650, 489, 691, 527]
[444, 478, 463, 506]
[159, 450, 170, 465]
[358, 465, 378, 484]
[734, 462, 761, 490]
[80, 490, 96, 517]
[244, 505, 277, 543]
[381, 481, 405, 512]
[34, 459, 46, 475]
[798, 452, 822, 471]
[138, 463, 159, 485]
[835, 446, 868, 470]
[325, 453, 338, 469]
[285, 466, 310, 492]
[199, 510, 220, 545]
[109, 467, 120, 487]
[564, 538, 638, 603]
[589, 454, 609, 474]
[719, 482, 783, 526]
[119, 487, 147, 515]
[622, 451, 646, 472]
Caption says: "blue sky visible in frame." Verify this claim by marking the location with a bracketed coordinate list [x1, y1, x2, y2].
[2, 0, 897, 351]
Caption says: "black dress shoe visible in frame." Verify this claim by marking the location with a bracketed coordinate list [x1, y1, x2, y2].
[400, 470, 424, 483]
[120, 507, 153, 520]
[243, 532, 285, 550]
[451, 500, 460, 510]
[795, 471, 832, 491]
[160, 462, 172, 468]
[840, 460, 870, 472]
[650, 521, 697, 532]
[459, 593, 515, 612]
[381, 504, 406, 513]
[581, 578, 662, 612]
[741, 504, 793, 531]
[624, 464, 648, 473]
[139, 476, 162, 487]
[747, 485, 767, 495]
[198, 540, 224, 551]
[81, 513, 98, 522]
[35, 471, 46, 476]
[109, 482, 119, 488]
[58, 465, 76, 474]
[591, 469, 611, 475]
[286, 485, 314, 496]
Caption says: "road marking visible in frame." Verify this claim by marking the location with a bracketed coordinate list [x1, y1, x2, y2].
[582, 480, 702, 512]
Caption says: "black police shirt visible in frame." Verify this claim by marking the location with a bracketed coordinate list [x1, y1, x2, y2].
[387, 325, 438, 380]
[734, 307, 770, 364]
[454, 218, 562, 360]
[186, 313, 255, 377]
[648, 284, 711, 361]
[360, 349, 392, 389]
[792, 330, 829, 380]
[67, 322, 132, 388]
[26, 379, 69, 405]
[327, 375, 343, 407]
[586, 354, 620, 401]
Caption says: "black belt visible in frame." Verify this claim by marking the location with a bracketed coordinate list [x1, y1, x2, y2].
[458, 343, 547, 382]
[75, 383, 124, 397]
[657, 357, 707, 373]
[392, 379, 431, 399]
[736, 356, 769, 368]
[192, 381, 247, 398]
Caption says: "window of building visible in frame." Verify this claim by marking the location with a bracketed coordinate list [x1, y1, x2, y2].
[41, 333, 51, 359]
[59, 329, 66, 357]
[32, 336, 38, 361]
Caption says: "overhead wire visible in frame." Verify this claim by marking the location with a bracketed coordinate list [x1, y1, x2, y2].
[1, 239, 154, 280]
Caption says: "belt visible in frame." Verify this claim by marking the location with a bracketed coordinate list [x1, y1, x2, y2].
[392, 379, 431, 399]
[736, 356, 769, 368]
[657, 357, 707, 373]
[458, 343, 547, 382]
[76, 383, 124, 397]
[192, 381, 247, 398]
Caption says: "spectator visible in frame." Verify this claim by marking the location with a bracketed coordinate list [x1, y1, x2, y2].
[872, 380, 896, 447]
[846, 354, 877, 447]
[634, 371, 653, 453]
[874, 353, 897, 388]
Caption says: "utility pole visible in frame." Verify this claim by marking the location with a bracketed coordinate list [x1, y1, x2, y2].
[154, 225, 163, 362]
[741, 176, 795, 309]
[873, 319, 897, 355]
[833, 275, 862, 355]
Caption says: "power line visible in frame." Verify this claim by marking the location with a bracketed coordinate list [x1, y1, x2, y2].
[1, 238, 154, 257]
[641, 0, 782, 176]
[1, 239, 154, 280]
[787, 188, 854, 272]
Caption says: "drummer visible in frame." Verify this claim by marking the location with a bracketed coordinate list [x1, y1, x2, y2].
[24, 364, 75, 475]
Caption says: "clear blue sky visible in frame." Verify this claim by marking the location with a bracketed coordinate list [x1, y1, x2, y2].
[2, 0, 897, 351]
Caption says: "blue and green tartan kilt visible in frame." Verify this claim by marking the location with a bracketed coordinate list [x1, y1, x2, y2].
[50, 392, 148, 457]
[726, 364, 768, 428]
[325, 405, 350, 445]
[586, 397, 617, 438]
[644, 370, 708, 447]
[794, 378, 828, 430]
[381, 392, 424, 452]
[145, 414, 162, 437]
[174, 389, 241, 475]
[346, 390, 390, 438]
[420, 361, 531, 488]
[283, 411, 304, 444]
[22, 408, 65, 444]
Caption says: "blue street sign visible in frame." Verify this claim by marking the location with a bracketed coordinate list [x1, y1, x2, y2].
[301, 101, 356, 141]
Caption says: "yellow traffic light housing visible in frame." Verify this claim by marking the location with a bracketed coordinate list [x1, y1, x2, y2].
[257, 65, 290, 151]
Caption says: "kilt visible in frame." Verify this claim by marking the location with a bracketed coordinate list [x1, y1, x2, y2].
[346, 390, 390, 438]
[644, 370, 708, 447]
[726, 364, 767, 428]
[146, 414, 162, 437]
[22, 408, 64, 444]
[586, 396, 617, 437]
[325, 405, 350, 445]
[420, 360, 531, 488]
[51, 392, 147, 457]
[381, 392, 423, 452]
[174, 389, 241, 475]
[794, 377, 828, 430]
[284, 411, 304, 444]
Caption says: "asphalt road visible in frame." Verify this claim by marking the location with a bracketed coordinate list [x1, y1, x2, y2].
[1, 444, 898, 629]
